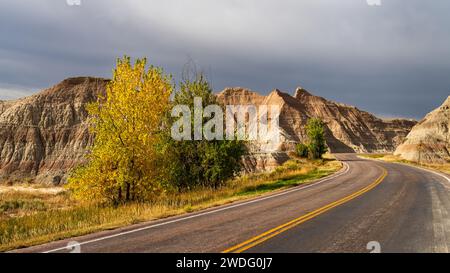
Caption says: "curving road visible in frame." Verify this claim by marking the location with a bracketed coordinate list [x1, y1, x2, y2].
[13, 154, 450, 253]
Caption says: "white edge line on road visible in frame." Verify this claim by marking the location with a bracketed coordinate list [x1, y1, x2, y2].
[397, 162, 450, 183]
[43, 162, 350, 253]
[361, 156, 450, 184]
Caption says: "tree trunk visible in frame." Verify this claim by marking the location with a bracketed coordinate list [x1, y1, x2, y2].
[126, 182, 131, 201]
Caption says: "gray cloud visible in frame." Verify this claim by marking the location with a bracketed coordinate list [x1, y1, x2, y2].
[0, 0, 449, 119]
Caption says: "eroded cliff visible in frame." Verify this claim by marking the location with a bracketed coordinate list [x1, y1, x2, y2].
[0, 77, 108, 184]
[394, 96, 450, 163]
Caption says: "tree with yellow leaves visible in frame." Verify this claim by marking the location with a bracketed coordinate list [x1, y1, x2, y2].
[67, 57, 173, 204]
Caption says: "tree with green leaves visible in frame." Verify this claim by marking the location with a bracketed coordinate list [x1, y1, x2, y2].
[305, 118, 328, 159]
[166, 74, 246, 190]
[295, 143, 309, 158]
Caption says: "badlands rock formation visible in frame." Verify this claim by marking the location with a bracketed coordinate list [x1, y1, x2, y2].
[218, 87, 417, 172]
[0, 77, 108, 184]
[394, 96, 450, 163]
[0, 79, 416, 183]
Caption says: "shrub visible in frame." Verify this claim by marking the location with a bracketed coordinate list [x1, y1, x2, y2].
[296, 143, 309, 158]
[306, 118, 328, 159]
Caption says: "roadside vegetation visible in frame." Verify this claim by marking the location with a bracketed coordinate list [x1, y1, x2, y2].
[295, 118, 328, 160]
[67, 57, 246, 203]
[0, 57, 340, 251]
[0, 156, 340, 251]
[359, 154, 450, 174]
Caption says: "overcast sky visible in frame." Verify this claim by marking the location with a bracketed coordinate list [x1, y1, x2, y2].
[0, 0, 449, 119]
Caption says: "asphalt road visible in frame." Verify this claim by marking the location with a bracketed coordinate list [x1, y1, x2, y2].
[13, 154, 450, 253]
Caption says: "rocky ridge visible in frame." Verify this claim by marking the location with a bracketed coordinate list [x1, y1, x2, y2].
[0, 79, 417, 183]
[0, 77, 108, 184]
[218, 87, 417, 172]
[394, 96, 450, 163]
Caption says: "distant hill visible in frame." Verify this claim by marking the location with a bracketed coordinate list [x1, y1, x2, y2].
[395, 96, 450, 164]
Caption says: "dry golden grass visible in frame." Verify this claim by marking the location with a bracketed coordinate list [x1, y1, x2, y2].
[0, 191, 74, 220]
[0, 157, 341, 252]
[359, 154, 450, 174]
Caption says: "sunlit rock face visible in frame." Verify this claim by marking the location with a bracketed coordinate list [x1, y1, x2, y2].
[217, 87, 417, 172]
[395, 96, 450, 164]
[0, 80, 417, 183]
[0, 77, 108, 184]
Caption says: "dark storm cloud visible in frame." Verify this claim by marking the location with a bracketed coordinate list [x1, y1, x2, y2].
[0, 0, 449, 119]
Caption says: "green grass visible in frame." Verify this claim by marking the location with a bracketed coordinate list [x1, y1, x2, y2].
[0, 157, 341, 252]
[0, 199, 46, 213]
[236, 168, 334, 196]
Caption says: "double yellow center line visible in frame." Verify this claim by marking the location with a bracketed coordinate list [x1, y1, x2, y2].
[223, 167, 388, 253]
